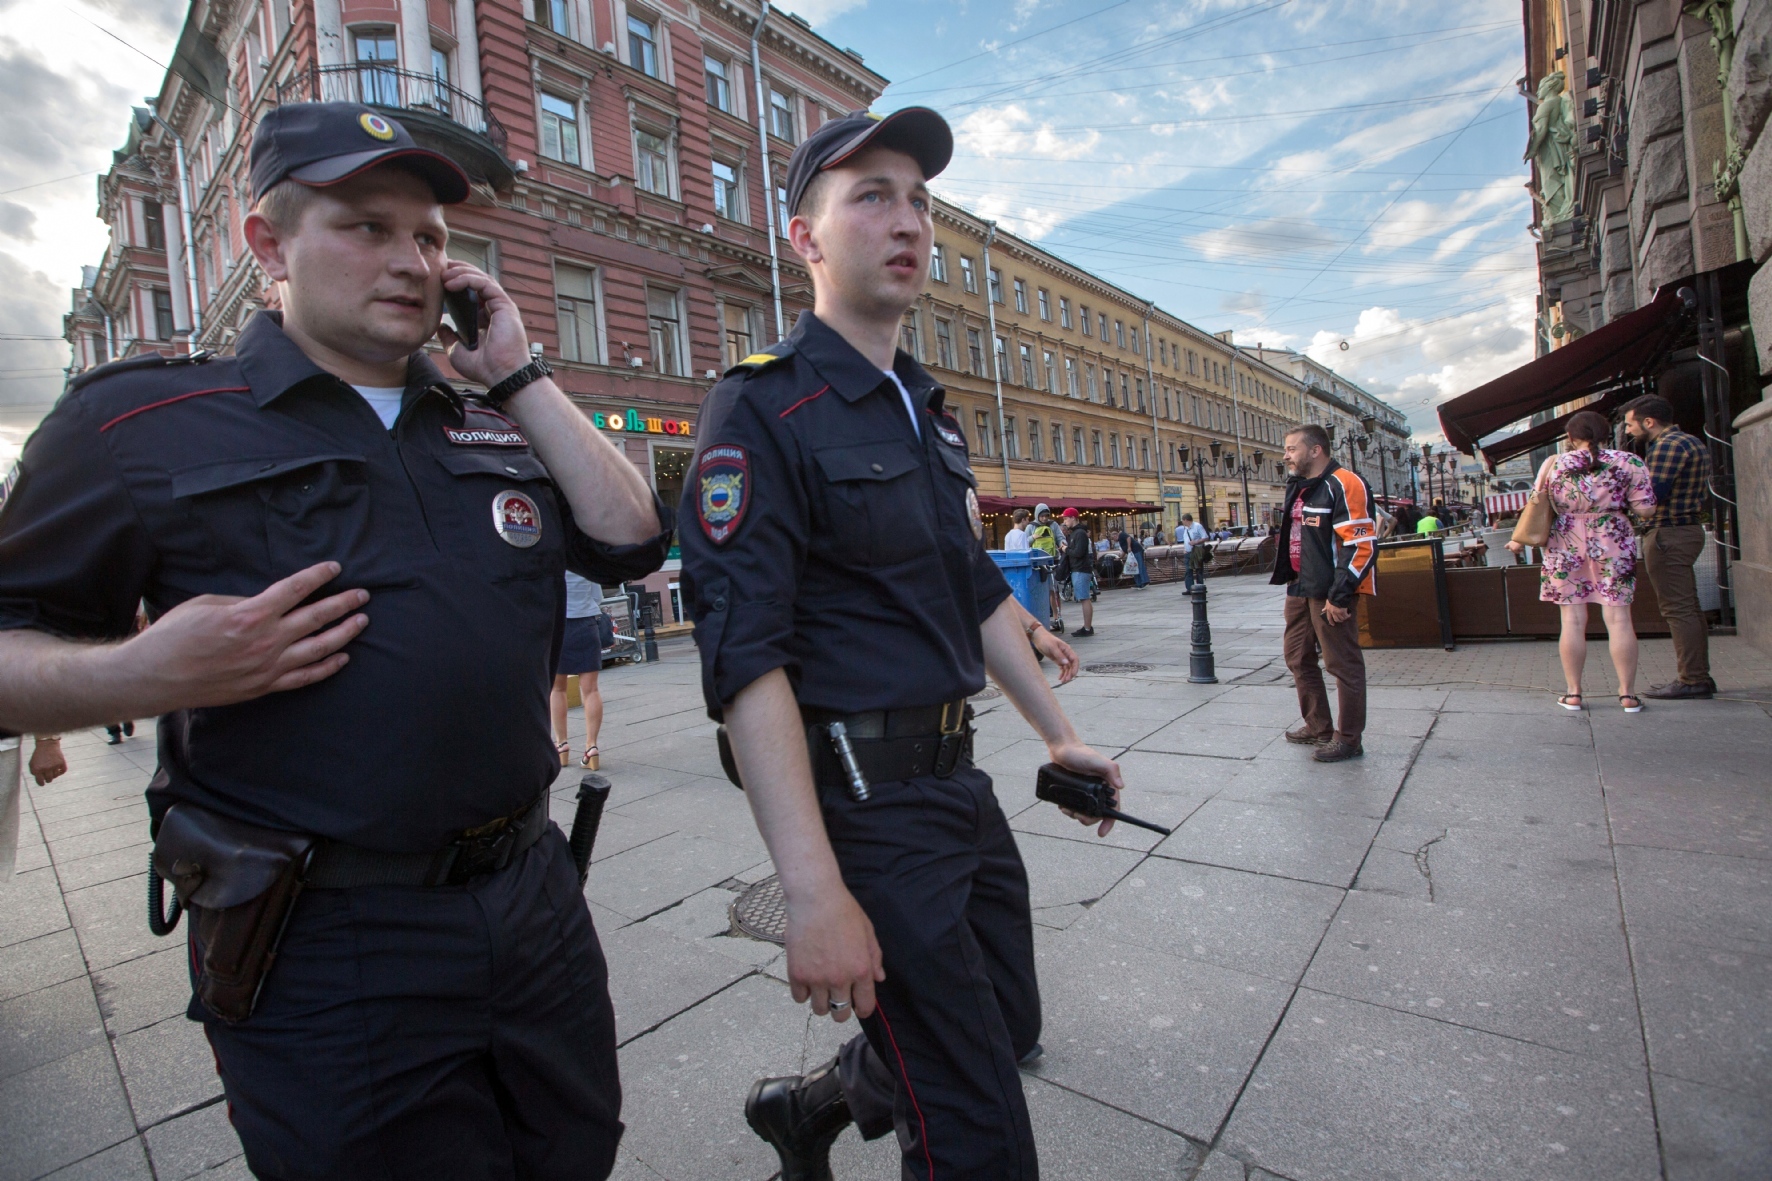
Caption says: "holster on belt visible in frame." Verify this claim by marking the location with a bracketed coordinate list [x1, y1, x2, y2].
[151, 805, 316, 1024]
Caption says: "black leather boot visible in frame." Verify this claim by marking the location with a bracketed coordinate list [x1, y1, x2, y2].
[744, 1056, 852, 1181]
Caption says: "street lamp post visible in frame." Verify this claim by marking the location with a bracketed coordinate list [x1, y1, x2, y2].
[1209, 439, 1223, 526]
[1234, 449, 1262, 532]
[1180, 444, 1211, 529]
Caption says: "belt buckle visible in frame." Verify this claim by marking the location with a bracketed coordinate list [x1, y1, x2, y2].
[443, 812, 522, 885]
[933, 700, 970, 778]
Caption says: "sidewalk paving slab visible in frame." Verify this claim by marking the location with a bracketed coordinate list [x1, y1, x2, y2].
[1156, 798, 1385, 889]
[1652, 1072, 1772, 1181]
[0, 1044, 138, 1181]
[1627, 934, 1772, 1098]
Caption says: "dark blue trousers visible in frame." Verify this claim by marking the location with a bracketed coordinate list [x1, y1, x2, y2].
[194, 828, 623, 1180]
[821, 767, 1041, 1180]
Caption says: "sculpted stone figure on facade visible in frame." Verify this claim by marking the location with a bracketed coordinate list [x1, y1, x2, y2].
[1523, 69, 1576, 225]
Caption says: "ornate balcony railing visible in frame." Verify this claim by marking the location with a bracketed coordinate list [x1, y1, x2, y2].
[278, 64, 508, 157]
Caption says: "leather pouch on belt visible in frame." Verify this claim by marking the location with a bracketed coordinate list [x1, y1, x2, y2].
[151, 804, 316, 1024]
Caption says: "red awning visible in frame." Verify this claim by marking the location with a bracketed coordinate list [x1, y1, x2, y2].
[1436, 285, 1689, 456]
[1486, 490, 1531, 516]
[976, 495, 1162, 515]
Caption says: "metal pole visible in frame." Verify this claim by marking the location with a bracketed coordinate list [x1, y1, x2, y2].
[1143, 305, 1162, 513]
[153, 114, 203, 340]
[749, 2, 784, 340]
[1697, 269, 1736, 625]
[982, 221, 1012, 498]
[1226, 340, 1246, 525]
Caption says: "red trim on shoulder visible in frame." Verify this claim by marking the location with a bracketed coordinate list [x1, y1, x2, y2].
[777, 384, 831, 419]
[98, 386, 252, 433]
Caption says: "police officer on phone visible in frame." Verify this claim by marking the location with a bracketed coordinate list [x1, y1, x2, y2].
[0, 102, 671, 1179]
[679, 108, 1126, 1180]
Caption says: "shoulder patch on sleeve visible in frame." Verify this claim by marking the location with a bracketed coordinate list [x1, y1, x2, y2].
[723, 341, 796, 378]
[697, 443, 750, 544]
[66, 350, 214, 395]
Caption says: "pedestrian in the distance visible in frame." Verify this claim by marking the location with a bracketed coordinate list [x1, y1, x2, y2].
[1029, 503, 1064, 632]
[1004, 507, 1031, 551]
[1128, 528, 1149, 589]
[1180, 513, 1208, 592]
[1274, 424, 1376, 762]
[1064, 507, 1097, 636]
[1508, 411, 1655, 712]
[1622, 395, 1716, 699]
[551, 570, 608, 769]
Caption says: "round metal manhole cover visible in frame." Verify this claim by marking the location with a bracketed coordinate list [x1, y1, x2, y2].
[731, 875, 788, 944]
[1085, 662, 1150, 675]
[971, 686, 1003, 701]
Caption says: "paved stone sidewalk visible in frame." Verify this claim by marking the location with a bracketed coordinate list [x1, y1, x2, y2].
[3, 577, 1768, 1180]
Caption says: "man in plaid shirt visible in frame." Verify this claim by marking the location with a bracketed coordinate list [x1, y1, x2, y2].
[1623, 394, 1715, 698]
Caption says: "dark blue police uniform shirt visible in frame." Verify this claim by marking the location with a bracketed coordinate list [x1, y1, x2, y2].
[680, 311, 1011, 719]
[0, 311, 672, 850]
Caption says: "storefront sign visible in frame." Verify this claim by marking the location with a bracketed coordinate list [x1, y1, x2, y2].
[592, 408, 694, 437]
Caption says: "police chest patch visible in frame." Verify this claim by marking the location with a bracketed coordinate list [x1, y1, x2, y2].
[697, 444, 749, 545]
[935, 422, 966, 450]
[491, 490, 542, 548]
[445, 426, 527, 446]
[966, 487, 984, 540]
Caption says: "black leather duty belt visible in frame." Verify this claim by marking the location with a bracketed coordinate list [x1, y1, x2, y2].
[802, 700, 975, 787]
[303, 792, 550, 889]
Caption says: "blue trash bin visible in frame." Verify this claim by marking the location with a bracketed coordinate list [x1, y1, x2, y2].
[989, 550, 1053, 630]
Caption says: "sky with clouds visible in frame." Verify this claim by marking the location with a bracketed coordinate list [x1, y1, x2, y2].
[0, 0, 1537, 465]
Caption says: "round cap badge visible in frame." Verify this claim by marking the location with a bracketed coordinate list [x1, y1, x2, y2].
[965, 487, 984, 541]
[359, 113, 397, 141]
[491, 490, 542, 548]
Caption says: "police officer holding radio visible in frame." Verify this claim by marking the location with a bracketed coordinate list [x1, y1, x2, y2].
[679, 108, 1126, 1180]
[0, 103, 670, 1178]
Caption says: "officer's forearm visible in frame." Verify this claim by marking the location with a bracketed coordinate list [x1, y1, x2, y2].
[0, 629, 138, 734]
[980, 600, 1079, 751]
[724, 668, 846, 903]
[500, 378, 661, 545]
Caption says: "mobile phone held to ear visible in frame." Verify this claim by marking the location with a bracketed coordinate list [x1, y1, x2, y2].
[444, 286, 480, 351]
[1035, 763, 1171, 835]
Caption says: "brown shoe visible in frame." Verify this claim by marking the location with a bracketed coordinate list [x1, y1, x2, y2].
[1285, 725, 1332, 745]
[1644, 680, 1715, 700]
[1312, 738, 1364, 762]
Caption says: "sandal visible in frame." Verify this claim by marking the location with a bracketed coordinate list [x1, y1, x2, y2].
[1557, 694, 1584, 711]
[556, 740, 572, 766]
[1619, 695, 1643, 714]
[580, 745, 600, 770]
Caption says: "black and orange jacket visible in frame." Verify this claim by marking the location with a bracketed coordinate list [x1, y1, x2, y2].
[1271, 460, 1377, 606]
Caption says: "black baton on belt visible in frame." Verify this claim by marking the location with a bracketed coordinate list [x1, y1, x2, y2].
[568, 773, 611, 885]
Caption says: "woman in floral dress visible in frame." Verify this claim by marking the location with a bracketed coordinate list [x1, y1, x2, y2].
[1507, 410, 1656, 712]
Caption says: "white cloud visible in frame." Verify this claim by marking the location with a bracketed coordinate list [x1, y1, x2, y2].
[777, 0, 869, 25]
[1190, 216, 1336, 261]
[953, 104, 1100, 161]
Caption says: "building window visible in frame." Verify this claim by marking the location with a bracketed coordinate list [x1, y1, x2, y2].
[1085, 364, 1098, 401]
[353, 30, 400, 107]
[966, 327, 984, 375]
[1037, 288, 1051, 320]
[635, 127, 672, 196]
[1120, 373, 1130, 407]
[430, 46, 453, 111]
[1111, 434, 1121, 467]
[628, 14, 659, 77]
[1092, 430, 1103, 466]
[1073, 427, 1084, 465]
[1099, 312, 1109, 340]
[935, 318, 955, 369]
[1018, 343, 1035, 387]
[1059, 297, 1071, 329]
[704, 56, 732, 112]
[900, 312, 921, 360]
[1051, 422, 1065, 463]
[723, 302, 754, 369]
[1013, 278, 1028, 314]
[143, 200, 165, 250]
[1028, 419, 1042, 461]
[975, 410, 994, 457]
[647, 287, 683, 375]
[448, 234, 494, 276]
[1130, 327, 1140, 355]
[1080, 305, 1092, 337]
[539, 94, 581, 166]
[988, 268, 1003, 304]
[535, 0, 570, 33]
[994, 335, 1008, 380]
[1004, 416, 1019, 459]
[1042, 350, 1056, 393]
[930, 244, 948, 283]
[711, 159, 741, 220]
[1136, 378, 1145, 412]
[555, 263, 601, 363]
[1114, 320, 1126, 349]
[959, 256, 978, 293]
[151, 288, 174, 339]
[1065, 356, 1078, 397]
[1141, 437, 1151, 470]
[775, 183, 789, 234]
[769, 89, 796, 140]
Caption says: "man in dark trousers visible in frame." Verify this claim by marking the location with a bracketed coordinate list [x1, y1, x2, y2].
[1273, 424, 1377, 763]
[1623, 395, 1716, 698]
[678, 107, 1126, 1181]
[1062, 506, 1097, 635]
[0, 103, 672, 1178]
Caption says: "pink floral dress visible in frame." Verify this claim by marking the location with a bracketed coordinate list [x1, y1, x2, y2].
[1538, 448, 1656, 605]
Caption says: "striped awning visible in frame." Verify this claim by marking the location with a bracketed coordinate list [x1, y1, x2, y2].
[1486, 490, 1530, 516]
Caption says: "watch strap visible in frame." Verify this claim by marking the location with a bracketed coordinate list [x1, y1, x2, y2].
[484, 358, 553, 408]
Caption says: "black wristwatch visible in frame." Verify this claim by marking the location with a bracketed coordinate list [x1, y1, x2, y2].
[483, 357, 553, 409]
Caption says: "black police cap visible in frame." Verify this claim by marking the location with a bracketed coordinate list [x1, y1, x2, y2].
[783, 107, 952, 220]
[250, 102, 471, 204]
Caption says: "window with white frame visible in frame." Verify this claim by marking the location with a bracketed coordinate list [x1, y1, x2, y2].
[988, 268, 1003, 304]
[1059, 297, 1071, 329]
[1004, 416, 1019, 459]
[769, 88, 795, 140]
[966, 327, 984, 375]
[353, 30, 400, 107]
[1037, 288, 1050, 321]
[994, 335, 1008, 380]
[634, 126, 672, 196]
[1085, 363, 1097, 401]
[627, 14, 659, 77]
[1013, 278, 1028, 314]
[775, 183, 789, 234]
[960, 256, 977, 293]
[704, 56, 732, 112]
[1050, 422, 1065, 462]
[930, 244, 948, 283]
[1130, 327, 1140, 355]
[535, 0, 570, 34]
[1091, 430, 1103, 466]
[555, 262, 600, 363]
[711, 158, 741, 220]
[152, 289, 174, 340]
[1114, 320, 1126, 349]
[1043, 350, 1056, 393]
[1028, 419, 1042, 461]
[539, 94, 581, 166]
[975, 410, 994, 457]
[448, 234, 494, 277]
[1073, 427, 1084, 465]
[722, 302, 754, 369]
[934, 318, 954, 369]
[1080, 305, 1092, 336]
[1018, 342, 1035, 386]
[1065, 356, 1078, 396]
[647, 287, 683, 375]
[1111, 434, 1121, 467]
[900, 311, 921, 360]
[1099, 312, 1109, 340]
